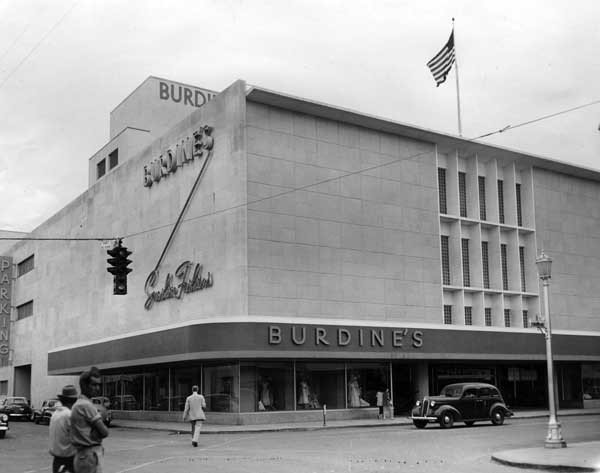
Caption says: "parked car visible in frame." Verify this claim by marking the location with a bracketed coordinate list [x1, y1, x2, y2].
[411, 382, 513, 429]
[110, 395, 138, 410]
[0, 396, 33, 421]
[91, 397, 112, 426]
[32, 398, 62, 425]
[0, 413, 8, 438]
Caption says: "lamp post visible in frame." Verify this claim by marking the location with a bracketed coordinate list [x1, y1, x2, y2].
[535, 251, 567, 448]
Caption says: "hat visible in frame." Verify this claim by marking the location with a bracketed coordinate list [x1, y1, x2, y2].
[57, 384, 78, 401]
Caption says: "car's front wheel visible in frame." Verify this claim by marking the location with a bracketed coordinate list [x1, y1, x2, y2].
[0, 430, 5, 438]
[491, 408, 505, 426]
[440, 411, 454, 429]
[34, 415, 40, 425]
[413, 419, 428, 429]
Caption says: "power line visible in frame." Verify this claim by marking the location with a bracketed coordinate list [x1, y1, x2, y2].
[0, 0, 80, 89]
[0, 25, 29, 65]
[0, 237, 117, 241]
[123, 97, 600, 240]
[3, 95, 599, 244]
[473, 98, 600, 140]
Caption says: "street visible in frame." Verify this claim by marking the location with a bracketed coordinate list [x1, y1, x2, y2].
[1, 415, 599, 473]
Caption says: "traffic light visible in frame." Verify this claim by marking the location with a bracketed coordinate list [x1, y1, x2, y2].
[107, 241, 132, 295]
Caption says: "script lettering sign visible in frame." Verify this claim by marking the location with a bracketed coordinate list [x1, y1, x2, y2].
[144, 261, 213, 310]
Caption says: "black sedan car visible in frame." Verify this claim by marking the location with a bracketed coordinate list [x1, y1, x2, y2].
[32, 398, 63, 425]
[0, 396, 33, 421]
[411, 382, 513, 429]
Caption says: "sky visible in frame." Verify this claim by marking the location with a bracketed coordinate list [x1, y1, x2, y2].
[1, 0, 599, 232]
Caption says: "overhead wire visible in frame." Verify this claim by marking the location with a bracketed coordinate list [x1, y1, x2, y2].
[0, 0, 80, 89]
[2, 92, 600, 244]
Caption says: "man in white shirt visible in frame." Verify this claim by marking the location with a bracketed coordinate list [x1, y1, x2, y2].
[182, 385, 206, 447]
[49, 384, 78, 473]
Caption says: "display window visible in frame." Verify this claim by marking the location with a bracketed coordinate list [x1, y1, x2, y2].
[295, 362, 345, 409]
[203, 363, 239, 412]
[582, 364, 600, 400]
[240, 361, 294, 412]
[346, 362, 389, 408]
[170, 365, 202, 411]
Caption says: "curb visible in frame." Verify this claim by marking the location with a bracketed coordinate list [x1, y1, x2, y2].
[111, 411, 593, 434]
[491, 454, 597, 472]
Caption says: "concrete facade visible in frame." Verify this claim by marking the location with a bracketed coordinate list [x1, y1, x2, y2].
[1, 77, 599, 422]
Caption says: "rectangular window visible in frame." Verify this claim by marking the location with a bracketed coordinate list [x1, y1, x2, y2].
[97, 158, 106, 179]
[443, 305, 452, 324]
[522, 310, 529, 328]
[478, 176, 486, 220]
[504, 309, 511, 327]
[464, 306, 472, 326]
[461, 238, 470, 287]
[501, 244, 509, 290]
[441, 236, 450, 285]
[459, 172, 467, 217]
[481, 241, 490, 289]
[438, 168, 447, 214]
[17, 300, 33, 320]
[109, 148, 119, 170]
[516, 183, 522, 226]
[519, 246, 526, 292]
[17, 255, 34, 277]
[0, 380, 7, 395]
[498, 180, 505, 224]
[485, 308, 492, 327]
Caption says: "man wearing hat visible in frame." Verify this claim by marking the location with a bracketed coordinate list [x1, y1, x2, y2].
[49, 384, 78, 473]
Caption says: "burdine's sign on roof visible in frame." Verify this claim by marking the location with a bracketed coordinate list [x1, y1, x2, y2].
[109, 76, 218, 140]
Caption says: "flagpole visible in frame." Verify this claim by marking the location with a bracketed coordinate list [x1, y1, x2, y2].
[453, 18, 463, 136]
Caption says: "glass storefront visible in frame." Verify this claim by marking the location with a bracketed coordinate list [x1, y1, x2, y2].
[582, 363, 600, 402]
[99, 360, 394, 413]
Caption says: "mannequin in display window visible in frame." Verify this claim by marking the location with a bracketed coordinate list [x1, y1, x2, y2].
[259, 377, 273, 410]
[298, 378, 311, 409]
[348, 375, 361, 408]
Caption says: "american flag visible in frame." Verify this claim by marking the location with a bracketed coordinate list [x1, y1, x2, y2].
[427, 30, 456, 87]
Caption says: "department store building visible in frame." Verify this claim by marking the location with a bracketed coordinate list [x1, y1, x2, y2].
[1, 77, 599, 424]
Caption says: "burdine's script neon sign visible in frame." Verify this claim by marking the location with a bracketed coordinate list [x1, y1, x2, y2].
[145, 261, 214, 310]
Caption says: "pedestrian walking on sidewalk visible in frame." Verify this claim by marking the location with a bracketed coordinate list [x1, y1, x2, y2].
[48, 385, 78, 473]
[182, 385, 206, 447]
[376, 389, 384, 420]
[71, 367, 109, 473]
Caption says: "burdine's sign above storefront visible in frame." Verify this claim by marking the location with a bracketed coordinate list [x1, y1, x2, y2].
[47, 321, 600, 375]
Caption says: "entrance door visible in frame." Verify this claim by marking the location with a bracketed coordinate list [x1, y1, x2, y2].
[14, 364, 31, 399]
[558, 364, 582, 409]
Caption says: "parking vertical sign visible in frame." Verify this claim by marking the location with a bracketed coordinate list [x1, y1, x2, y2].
[0, 257, 12, 365]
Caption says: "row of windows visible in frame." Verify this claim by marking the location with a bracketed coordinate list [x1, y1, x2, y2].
[444, 305, 529, 327]
[442, 236, 527, 292]
[97, 148, 119, 180]
[438, 169, 523, 225]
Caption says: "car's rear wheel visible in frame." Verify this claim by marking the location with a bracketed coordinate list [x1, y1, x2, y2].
[413, 420, 428, 429]
[491, 408, 505, 426]
[440, 411, 454, 429]
[34, 416, 40, 425]
[464, 421, 475, 426]
[0, 430, 5, 438]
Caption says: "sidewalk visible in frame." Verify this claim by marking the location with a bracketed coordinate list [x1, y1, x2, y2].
[111, 408, 600, 471]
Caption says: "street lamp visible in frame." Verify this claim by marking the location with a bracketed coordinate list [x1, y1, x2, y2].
[535, 250, 567, 448]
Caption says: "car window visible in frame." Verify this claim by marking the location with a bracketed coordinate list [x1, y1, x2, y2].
[441, 386, 462, 397]
[462, 388, 477, 398]
[490, 388, 501, 398]
[479, 387, 492, 397]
